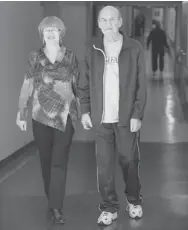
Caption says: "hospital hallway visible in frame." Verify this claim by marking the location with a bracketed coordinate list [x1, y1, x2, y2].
[1, 49, 188, 230]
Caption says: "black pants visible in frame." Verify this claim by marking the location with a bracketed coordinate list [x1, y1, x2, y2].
[152, 51, 164, 72]
[95, 123, 142, 213]
[32, 116, 74, 209]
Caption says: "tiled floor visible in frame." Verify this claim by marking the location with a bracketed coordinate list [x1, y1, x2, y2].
[1, 48, 188, 229]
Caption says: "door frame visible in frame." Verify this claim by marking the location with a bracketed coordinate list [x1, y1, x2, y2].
[91, 1, 181, 7]
[174, 3, 185, 81]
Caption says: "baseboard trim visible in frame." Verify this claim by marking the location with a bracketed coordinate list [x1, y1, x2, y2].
[0, 141, 35, 171]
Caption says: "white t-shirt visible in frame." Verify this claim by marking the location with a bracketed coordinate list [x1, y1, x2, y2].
[102, 36, 123, 123]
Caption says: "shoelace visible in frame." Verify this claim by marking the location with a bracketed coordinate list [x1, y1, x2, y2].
[101, 211, 112, 217]
[53, 210, 62, 218]
[126, 204, 141, 211]
[133, 205, 140, 209]
[103, 212, 109, 215]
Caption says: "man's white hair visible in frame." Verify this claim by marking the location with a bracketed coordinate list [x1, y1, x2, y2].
[98, 5, 122, 21]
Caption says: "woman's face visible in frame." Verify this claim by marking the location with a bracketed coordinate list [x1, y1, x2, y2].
[42, 27, 60, 45]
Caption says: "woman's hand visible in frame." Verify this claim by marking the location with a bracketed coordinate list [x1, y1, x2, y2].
[16, 111, 27, 131]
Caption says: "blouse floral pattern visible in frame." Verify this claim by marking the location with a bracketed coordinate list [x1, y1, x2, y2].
[18, 47, 81, 132]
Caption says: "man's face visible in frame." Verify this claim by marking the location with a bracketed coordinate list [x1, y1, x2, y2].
[98, 6, 122, 36]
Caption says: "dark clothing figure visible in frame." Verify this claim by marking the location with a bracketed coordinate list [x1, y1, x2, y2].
[134, 14, 145, 37]
[152, 51, 164, 73]
[32, 116, 74, 208]
[147, 23, 169, 73]
[79, 34, 147, 214]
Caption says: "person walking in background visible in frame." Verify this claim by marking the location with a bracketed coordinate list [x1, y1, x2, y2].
[134, 13, 145, 37]
[147, 20, 170, 79]
[16, 16, 80, 225]
[79, 5, 147, 226]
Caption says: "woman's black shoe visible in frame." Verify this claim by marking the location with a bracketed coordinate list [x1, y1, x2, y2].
[50, 209, 66, 224]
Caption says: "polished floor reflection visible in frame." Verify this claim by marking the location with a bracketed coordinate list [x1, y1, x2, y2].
[141, 79, 188, 143]
[2, 141, 188, 230]
[1, 78, 188, 229]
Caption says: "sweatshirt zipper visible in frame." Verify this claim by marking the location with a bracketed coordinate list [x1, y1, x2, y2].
[93, 45, 106, 124]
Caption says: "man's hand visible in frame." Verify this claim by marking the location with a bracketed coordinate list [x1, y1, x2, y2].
[130, 118, 141, 132]
[81, 113, 92, 130]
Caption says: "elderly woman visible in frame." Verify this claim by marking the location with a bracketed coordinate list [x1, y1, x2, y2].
[16, 16, 80, 224]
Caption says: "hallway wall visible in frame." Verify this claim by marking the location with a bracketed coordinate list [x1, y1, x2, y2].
[58, 2, 87, 62]
[120, 6, 132, 37]
[0, 2, 43, 161]
[140, 7, 152, 32]
[183, 2, 188, 67]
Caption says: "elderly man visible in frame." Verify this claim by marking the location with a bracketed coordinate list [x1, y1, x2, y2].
[79, 5, 147, 226]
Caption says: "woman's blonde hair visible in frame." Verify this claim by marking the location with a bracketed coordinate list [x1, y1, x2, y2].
[38, 16, 66, 46]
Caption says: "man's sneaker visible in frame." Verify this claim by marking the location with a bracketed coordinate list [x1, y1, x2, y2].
[97, 211, 118, 226]
[126, 202, 143, 219]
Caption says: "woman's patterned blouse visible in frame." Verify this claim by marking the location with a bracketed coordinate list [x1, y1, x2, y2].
[18, 47, 81, 131]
